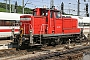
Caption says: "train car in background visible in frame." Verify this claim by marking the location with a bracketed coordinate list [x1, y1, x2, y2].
[0, 12, 31, 39]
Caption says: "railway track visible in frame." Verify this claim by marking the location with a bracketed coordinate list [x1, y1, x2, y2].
[0, 40, 90, 60]
[19, 44, 90, 60]
[0, 48, 29, 59]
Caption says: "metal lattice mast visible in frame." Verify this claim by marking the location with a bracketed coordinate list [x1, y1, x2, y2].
[9, 0, 11, 13]
[50, 0, 54, 8]
[77, 0, 80, 16]
[22, 0, 24, 14]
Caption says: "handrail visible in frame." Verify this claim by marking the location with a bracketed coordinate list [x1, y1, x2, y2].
[40, 24, 48, 44]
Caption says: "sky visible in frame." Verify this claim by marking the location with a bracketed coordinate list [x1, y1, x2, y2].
[0, 0, 90, 16]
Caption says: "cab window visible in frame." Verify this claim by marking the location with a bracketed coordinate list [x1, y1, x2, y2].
[0, 20, 19, 26]
[55, 11, 61, 18]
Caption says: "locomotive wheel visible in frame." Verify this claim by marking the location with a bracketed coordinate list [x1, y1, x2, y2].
[55, 38, 60, 45]
[51, 42, 56, 47]
[43, 44, 48, 48]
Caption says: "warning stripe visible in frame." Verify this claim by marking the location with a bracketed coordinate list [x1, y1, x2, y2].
[0, 29, 19, 32]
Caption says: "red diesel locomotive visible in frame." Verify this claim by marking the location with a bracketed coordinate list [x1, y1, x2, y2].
[15, 7, 85, 47]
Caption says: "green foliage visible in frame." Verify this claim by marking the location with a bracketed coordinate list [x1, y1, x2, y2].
[0, 8, 8, 12]
[17, 6, 32, 14]
[0, 2, 32, 14]
[24, 7, 32, 14]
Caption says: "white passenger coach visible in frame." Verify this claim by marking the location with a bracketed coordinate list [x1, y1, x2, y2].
[0, 12, 31, 39]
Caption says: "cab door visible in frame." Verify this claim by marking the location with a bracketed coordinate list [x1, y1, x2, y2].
[50, 11, 55, 34]
[47, 10, 55, 34]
